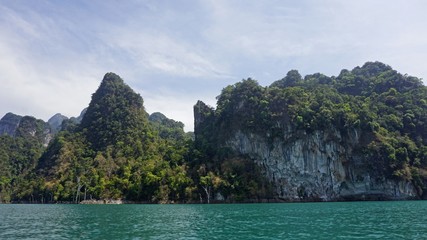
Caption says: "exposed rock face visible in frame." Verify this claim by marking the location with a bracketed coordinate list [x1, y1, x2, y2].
[0, 112, 22, 136]
[225, 128, 417, 201]
[0, 113, 53, 146]
[80, 199, 124, 204]
[75, 108, 87, 123]
[48, 113, 69, 134]
[194, 101, 214, 130]
[16, 116, 54, 147]
[193, 63, 426, 202]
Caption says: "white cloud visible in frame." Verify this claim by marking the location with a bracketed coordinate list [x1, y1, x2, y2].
[141, 88, 217, 132]
[201, 0, 427, 80]
[0, 4, 102, 120]
[1, 0, 427, 130]
[103, 29, 229, 79]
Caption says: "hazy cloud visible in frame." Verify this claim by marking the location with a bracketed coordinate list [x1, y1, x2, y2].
[1, 1, 426, 131]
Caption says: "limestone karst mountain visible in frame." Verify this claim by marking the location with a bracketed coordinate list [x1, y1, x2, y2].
[193, 62, 427, 201]
[1, 62, 427, 203]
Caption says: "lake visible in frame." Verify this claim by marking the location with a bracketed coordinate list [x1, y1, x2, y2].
[0, 201, 426, 239]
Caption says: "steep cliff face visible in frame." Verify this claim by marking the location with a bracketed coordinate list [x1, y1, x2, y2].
[15, 116, 53, 147]
[48, 113, 68, 134]
[0, 112, 22, 136]
[194, 62, 427, 201]
[225, 129, 417, 201]
[0, 113, 53, 146]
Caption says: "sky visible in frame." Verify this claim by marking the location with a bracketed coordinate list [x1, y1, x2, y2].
[1, 0, 426, 131]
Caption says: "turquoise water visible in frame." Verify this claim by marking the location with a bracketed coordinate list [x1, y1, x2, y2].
[0, 201, 426, 239]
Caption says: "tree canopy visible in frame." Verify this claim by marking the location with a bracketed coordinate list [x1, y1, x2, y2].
[1, 62, 427, 203]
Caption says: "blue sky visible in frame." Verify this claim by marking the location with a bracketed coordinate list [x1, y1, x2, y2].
[1, 0, 426, 131]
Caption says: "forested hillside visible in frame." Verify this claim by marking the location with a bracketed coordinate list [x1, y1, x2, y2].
[194, 62, 427, 201]
[1, 62, 427, 203]
[1, 73, 194, 203]
[0, 116, 52, 202]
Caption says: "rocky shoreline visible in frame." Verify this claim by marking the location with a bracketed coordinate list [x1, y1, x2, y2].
[80, 199, 127, 204]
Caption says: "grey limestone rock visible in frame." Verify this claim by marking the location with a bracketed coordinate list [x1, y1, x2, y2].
[48, 113, 69, 133]
[0, 112, 22, 136]
[225, 128, 417, 201]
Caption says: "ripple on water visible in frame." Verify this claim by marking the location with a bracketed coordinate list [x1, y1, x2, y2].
[0, 201, 426, 239]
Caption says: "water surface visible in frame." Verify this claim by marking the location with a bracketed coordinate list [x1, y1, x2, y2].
[0, 201, 426, 239]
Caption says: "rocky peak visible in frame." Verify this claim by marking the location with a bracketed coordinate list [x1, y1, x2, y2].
[76, 108, 87, 123]
[0, 113, 53, 146]
[79, 72, 148, 151]
[15, 116, 53, 146]
[149, 112, 184, 129]
[193, 100, 214, 131]
[0, 112, 22, 136]
[48, 113, 69, 134]
[149, 112, 167, 122]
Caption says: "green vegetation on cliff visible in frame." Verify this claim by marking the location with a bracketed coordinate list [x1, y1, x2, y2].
[0, 117, 50, 202]
[35, 73, 194, 203]
[194, 62, 427, 199]
[1, 62, 427, 203]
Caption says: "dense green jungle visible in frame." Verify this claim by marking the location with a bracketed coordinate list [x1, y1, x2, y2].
[1, 62, 427, 203]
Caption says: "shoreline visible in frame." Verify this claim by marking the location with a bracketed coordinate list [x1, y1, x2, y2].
[2, 195, 422, 205]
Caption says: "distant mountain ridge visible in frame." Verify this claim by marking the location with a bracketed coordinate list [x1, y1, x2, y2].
[0, 112, 22, 137]
[47, 113, 68, 134]
[0, 111, 82, 145]
[0, 104, 180, 147]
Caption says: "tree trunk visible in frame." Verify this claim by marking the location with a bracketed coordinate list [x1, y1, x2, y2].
[202, 186, 210, 204]
[75, 177, 81, 203]
[84, 187, 87, 201]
